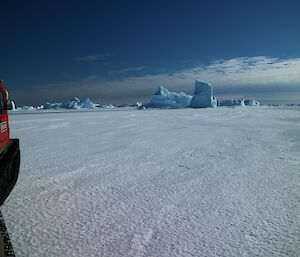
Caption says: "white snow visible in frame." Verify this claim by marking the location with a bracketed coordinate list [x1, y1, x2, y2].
[147, 86, 192, 108]
[1, 106, 300, 257]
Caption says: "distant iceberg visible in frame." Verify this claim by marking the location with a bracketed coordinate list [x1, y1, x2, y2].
[244, 99, 260, 106]
[43, 97, 96, 109]
[80, 98, 96, 109]
[190, 80, 217, 108]
[43, 102, 62, 109]
[61, 97, 81, 109]
[117, 102, 142, 108]
[219, 99, 246, 107]
[17, 106, 35, 110]
[11, 101, 16, 111]
[98, 104, 114, 108]
[117, 104, 131, 107]
[146, 86, 192, 108]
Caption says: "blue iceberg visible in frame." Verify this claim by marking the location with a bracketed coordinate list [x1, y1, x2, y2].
[146, 86, 192, 108]
[190, 80, 217, 108]
[244, 99, 260, 106]
[80, 98, 96, 109]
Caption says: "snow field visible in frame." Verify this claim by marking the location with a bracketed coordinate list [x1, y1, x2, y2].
[2, 107, 300, 257]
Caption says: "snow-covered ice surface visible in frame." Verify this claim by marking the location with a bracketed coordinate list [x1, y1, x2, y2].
[2, 106, 300, 257]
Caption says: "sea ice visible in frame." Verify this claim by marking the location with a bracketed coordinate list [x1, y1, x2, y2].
[4, 107, 299, 257]
[190, 80, 217, 108]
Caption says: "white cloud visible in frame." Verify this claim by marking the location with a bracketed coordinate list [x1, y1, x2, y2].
[77, 56, 300, 89]
[76, 52, 112, 61]
[128, 56, 300, 89]
[195, 56, 300, 87]
[12, 56, 300, 105]
[85, 56, 300, 103]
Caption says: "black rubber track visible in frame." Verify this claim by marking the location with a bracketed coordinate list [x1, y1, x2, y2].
[0, 211, 15, 257]
[0, 139, 20, 206]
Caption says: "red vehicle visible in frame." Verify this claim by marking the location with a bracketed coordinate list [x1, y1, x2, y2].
[0, 80, 20, 256]
[0, 80, 20, 206]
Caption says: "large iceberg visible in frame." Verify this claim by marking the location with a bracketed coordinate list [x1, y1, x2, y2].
[190, 80, 217, 108]
[244, 99, 260, 106]
[146, 86, 192, 108]
[219, 99, 246, 107]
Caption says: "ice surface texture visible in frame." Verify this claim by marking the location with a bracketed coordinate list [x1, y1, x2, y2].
[147, 86, 192, 108]
[190, 80, 217, 108]
[3, 107, 300, 257]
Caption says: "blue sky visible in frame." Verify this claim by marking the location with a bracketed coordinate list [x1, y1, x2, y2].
[1, 0, 300, 105]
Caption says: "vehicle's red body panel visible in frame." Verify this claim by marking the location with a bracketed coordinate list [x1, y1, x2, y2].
[0, 81, 10, 150]
[0, 81, 19, 256]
